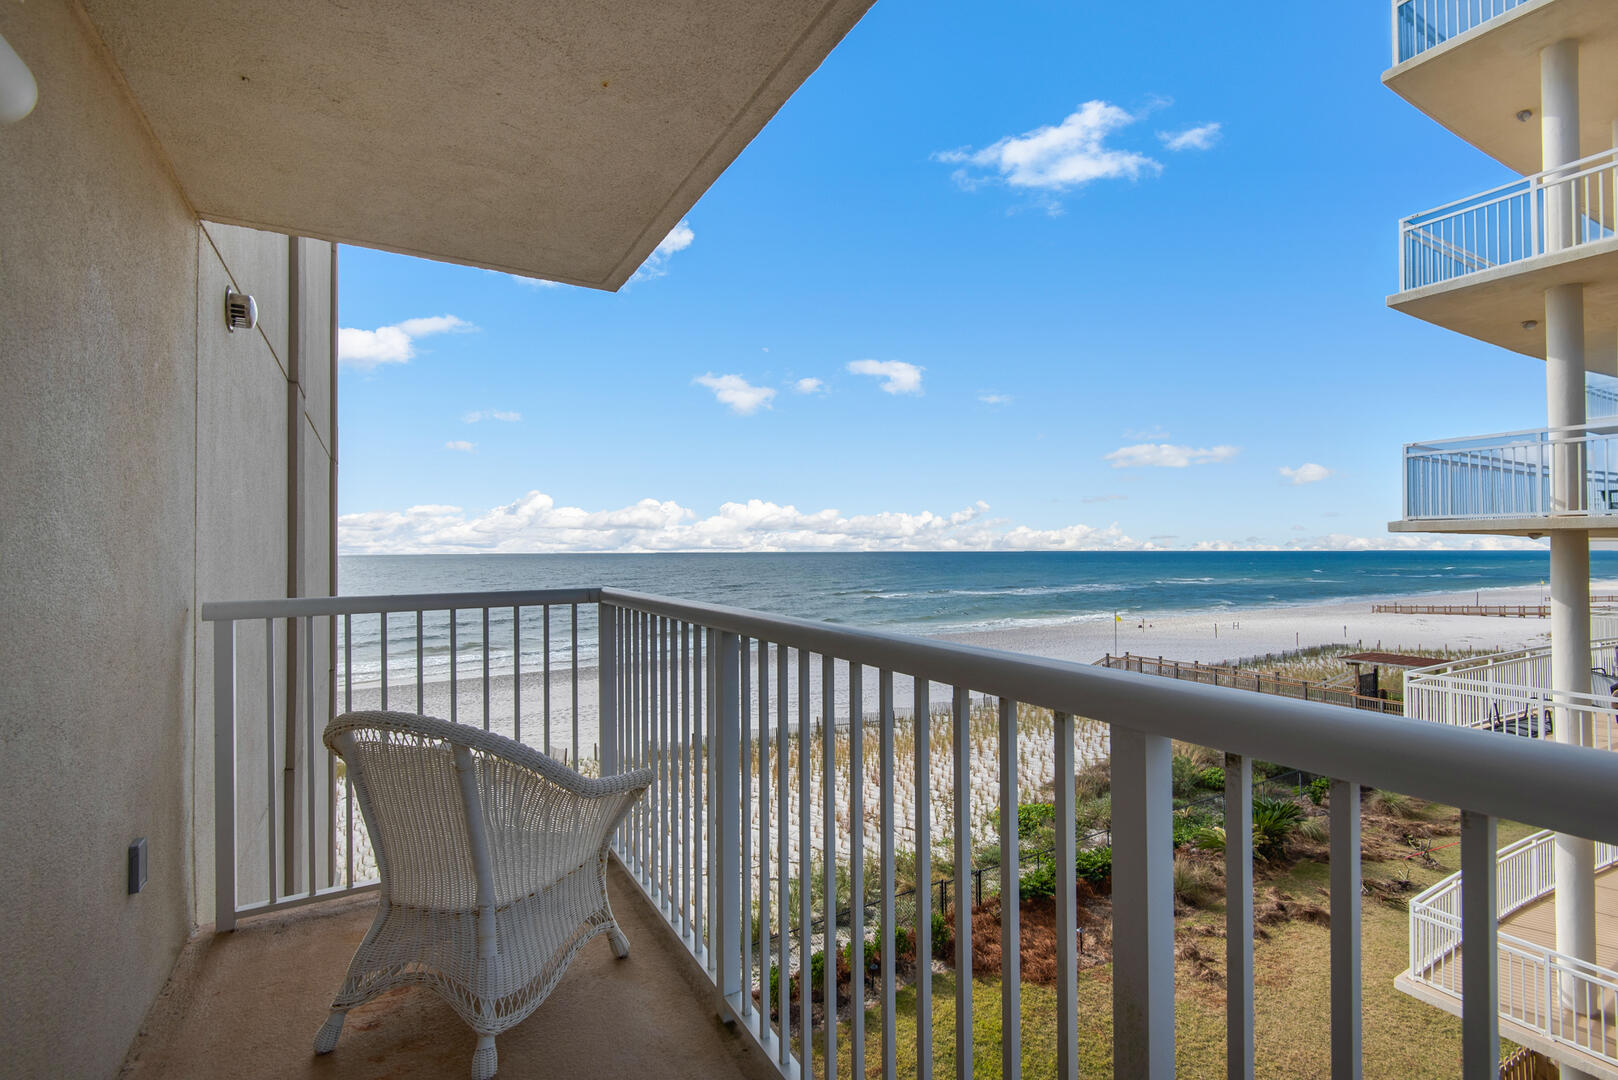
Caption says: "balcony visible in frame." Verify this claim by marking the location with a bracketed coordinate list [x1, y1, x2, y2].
[1394, 420, 1618, 535]
[1384, 0, 1618, 174]
[1390, 147, 1618, 358]
[1403, 639, 1618, 750]
[181, 587, 1618, 1077]
[1400, 831, 1618, 1075]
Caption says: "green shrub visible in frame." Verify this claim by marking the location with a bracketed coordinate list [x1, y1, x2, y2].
[1195, 764, 1226, 791]
[809, 950, 826, 990]
[1171, 753, 1201, 800]
[931, 909, 950, 959]
[844, 936, 878, 977]
[1172, 805, 1218, 848]
[1075, 846, 1112, 888]
[987, 801, 1056, 839]
[1252, 796, 1304, 859]
[1367, 788, 1423, 819]
[1074, 793, 1111, 833]
[1019, 859, 1057, 901]
[1189, 825, 1226, 853]
[1306, 776, 1331, 805]
[1295, 816, 1329, 844]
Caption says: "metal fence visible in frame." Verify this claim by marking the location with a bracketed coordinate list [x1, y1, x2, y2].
[1403, 420, 1618, 521]
[1393, 0, 1530, 64]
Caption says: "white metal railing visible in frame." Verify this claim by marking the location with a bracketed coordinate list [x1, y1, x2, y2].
[1589, 377, 1618, 421]
[1393, 0, 1531, 64]
[203, 586, 1618, 1079]
[1403, 639, 1618, 752]
[1399, 147, 1618, 292]
[1409, 831, 1618, 1065]
[1403, 420, 1618, 521]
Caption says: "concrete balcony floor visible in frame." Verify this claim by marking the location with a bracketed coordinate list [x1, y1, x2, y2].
[121, 861, 771, 1080]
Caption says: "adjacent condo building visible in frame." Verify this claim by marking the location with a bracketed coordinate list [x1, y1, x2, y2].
[1387, 1, 1618, 1075]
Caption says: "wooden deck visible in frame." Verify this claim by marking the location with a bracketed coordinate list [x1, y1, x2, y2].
[1400, 867, 1618, 1079]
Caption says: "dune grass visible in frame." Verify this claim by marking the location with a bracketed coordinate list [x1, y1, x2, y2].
[824, 816, 1540, 1079]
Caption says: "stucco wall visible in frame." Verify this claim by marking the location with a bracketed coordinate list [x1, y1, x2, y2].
[0, 5, 334, 1077]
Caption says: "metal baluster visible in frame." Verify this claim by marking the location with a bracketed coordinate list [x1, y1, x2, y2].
[998, 697, 1019, 1079]
[914, 679, 933, 1079]
[776, 641, 790, 1067]
[822, 654, 837, 1080]
[952, 685, 972, 1080]
[1112, 726, 1174, 1078]
[798, 648, 813, 1080]
[1226, 753, 1255, 1080]
[1461, 811, 1499, 1077]
[1054, 710, 1077, 1080]
[879, 669, 897, 1080]
[1331, 779, 1362, 1079]
[481, 607, 491, 732]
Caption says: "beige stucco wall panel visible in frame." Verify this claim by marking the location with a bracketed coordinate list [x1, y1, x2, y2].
[202, 221, 290, 373]
[1384, 0, 1618, 172]
[80, 0, 875, 288]
[295, 238, 334, 454]
[193, 236, 292, 913]
[0, 2, 201, 1075]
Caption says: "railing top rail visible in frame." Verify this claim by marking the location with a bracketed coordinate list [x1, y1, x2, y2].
[599, 587, 1618, 841]
[1404, 418, 1618, 454]
[1399, 145, 1618, 227]
[1406, 637, 1618, 682]
[200, 587, 601, 621]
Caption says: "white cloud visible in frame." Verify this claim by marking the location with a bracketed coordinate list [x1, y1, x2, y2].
[1105, 443, 1239, 468]
[444, 441, 476, 453]
[935, 101, 1161, 200]
[462, 410, 522, 423]
[338, 492, 1164, 554]
[694, 373, 776, 415]
[1279, 463, 1331, 485]
[1158, 122, 1222, 152]
[792, 377, 826, 395]
[632, 219, 695, 281]
[847, 359, 924, 395]
[978, 392, 1013, 406]
[338, 314, 473, 370]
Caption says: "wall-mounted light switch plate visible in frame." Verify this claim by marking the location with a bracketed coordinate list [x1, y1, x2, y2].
[128, 838, 147, 895]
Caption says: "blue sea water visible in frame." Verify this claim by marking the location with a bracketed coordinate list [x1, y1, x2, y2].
[340, 550, 1615, 634]
[338, 551, 1618, 670]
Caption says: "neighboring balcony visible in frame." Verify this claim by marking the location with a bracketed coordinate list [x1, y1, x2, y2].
[1400, 831, 1618, 1076]
[1391, 147, 1618, 358]
[1394, 421, 1618, 536]
[1403, 639, 1618, 750]
[1384, 0, 1618, 175]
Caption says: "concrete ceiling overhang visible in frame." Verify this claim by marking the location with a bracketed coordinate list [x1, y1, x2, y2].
[1387, 239, 1618, 366]
[1382, 0, 1618, 175]
[81, 0, 875, 290]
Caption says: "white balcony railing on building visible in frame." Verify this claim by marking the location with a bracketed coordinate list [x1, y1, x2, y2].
[1393, 0, 1531, 64]
[202, 587, 1618, 1078]
[1403, 420, 1618, 521]
[1409, 831, 1618, 1066]
[1400, 147, 1618, 291]
[1404, 640, 1618, 752]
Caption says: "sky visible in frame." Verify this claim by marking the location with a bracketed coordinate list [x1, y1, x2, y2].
[335, 0, 1558, 555]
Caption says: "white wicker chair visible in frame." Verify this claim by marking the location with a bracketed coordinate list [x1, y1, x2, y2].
[313, 710, 652, 1079]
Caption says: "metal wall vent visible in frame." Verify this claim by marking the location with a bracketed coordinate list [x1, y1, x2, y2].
[225, 287, 258, 333]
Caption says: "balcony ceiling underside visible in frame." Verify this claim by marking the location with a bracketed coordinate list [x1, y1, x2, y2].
[81, 0, 873, 290]
[1382, 0, 1618, 174]
[1390, 516, 1618, 538]
[1388, 238, 1618, 364]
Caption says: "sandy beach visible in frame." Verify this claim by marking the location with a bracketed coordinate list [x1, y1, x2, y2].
[340, 578, 1618, 762]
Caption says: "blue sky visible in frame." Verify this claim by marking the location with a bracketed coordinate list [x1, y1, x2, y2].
[336, 0, 1551, 555]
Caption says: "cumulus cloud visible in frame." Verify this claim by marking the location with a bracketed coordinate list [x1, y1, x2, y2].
[463, 410, 521, 423]
[338, 493, 1166, 554]
[1158, 122, 1222, 151]
[444, 441, 476, 453]
[978, 392, 1013, 405]
[793, 377, 826, 395]
[935, 101, 1161, 201]
[338, 315, 473, 370]
[632, 219, 695, 281]
[1105, 443, 1239, 468]
[695, 373, 776, 415]
[1280, 463, 1331, 485]
[847, 359, 924, 395]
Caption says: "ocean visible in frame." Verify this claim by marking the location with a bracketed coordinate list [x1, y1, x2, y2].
[334, 550, 1616, 685]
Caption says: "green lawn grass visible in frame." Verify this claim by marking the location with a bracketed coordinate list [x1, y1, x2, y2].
[822, 818, 1540, 1078]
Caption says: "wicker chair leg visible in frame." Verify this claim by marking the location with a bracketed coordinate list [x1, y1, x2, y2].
[470, 1034, 498, 1080]
[607, 925, 631, 958]
[312, 1009, 347, 1054]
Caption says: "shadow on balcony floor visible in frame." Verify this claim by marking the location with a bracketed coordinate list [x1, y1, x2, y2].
[121, 861, 771, 1080]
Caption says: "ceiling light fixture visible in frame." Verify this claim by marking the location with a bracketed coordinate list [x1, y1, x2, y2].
[1516, 109, 1534, 122]
[1522, 319, 1539, 330]
[0, 32, 36, 124]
